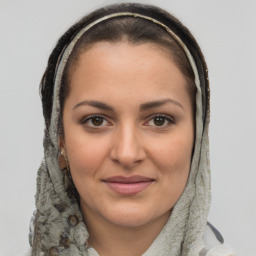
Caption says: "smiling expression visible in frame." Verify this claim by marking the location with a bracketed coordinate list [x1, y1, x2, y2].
[62, 42, 194, 229]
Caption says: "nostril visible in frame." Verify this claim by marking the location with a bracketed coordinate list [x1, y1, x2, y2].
[112, 158, 140, 168]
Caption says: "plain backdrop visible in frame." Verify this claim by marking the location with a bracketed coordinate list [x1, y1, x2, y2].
[0, 0, 255, 255]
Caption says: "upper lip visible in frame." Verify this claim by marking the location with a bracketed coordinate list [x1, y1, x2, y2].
[103, 175, 155, 183]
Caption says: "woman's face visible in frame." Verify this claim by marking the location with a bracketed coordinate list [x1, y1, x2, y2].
[62, 42, 194, 229]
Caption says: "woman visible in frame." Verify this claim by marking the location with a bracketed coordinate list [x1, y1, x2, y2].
[29, 3, 234, 256]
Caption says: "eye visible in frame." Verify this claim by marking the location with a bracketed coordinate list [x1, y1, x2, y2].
[81, 115, 111, 128]
[145, 114, 174, 128]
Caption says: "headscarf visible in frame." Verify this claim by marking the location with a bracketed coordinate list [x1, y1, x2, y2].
[29, 3, 232, 256]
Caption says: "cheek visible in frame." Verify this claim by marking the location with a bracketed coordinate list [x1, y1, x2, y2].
[65, 133, 111, 181]
[139, 133, 193, 214]
[149, 133, 194, 175]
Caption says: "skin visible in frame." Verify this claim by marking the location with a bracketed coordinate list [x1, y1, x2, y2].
[61, 42, 194, 256]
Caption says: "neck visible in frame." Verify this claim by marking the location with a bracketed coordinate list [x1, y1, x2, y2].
[83, 209, 170, 256]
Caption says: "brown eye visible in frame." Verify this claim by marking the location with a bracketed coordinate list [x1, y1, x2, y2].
[146, 114, 174, 128]
[153, 116, 166, 126]
[91, 116, 104, 126]
[82, 115, 110, 128]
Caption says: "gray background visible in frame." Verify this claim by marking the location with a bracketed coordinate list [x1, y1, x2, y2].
[0, 0, 255, 255]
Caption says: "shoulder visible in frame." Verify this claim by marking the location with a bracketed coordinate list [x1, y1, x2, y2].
[203, 221, 224, 248]
[202, 222, 235, 256]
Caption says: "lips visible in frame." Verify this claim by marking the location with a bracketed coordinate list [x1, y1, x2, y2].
[103, 175, 155, 195]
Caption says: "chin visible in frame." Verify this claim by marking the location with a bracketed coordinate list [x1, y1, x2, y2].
[107, 216, 153, 228]
[102, 204, 170, 228]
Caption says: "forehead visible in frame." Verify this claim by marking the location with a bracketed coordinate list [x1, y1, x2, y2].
[65, 42, 190, 109]
[71, 42, 185, 85]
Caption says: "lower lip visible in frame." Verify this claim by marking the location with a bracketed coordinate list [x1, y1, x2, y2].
[104, 181, 153, 195]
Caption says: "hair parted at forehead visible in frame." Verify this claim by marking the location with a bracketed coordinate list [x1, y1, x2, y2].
[40, 3, 209, 132]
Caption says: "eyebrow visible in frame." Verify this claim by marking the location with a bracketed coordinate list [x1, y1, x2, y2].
[73, 100, 114, 111]
[140, 99, 184, 111]
[73, 98, 184, 111]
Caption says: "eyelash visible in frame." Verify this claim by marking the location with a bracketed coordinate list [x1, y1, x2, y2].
[145, 114, 175, 128]
[80, 114, 175, 129]
[81, 114, 111, 128]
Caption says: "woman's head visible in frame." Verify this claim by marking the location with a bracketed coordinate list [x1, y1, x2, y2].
[33, 3, 211, 254]
[46, 5, 200, 229]
[42, 1, 208, 232]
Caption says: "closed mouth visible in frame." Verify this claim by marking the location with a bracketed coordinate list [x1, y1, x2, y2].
[103, 175, 155, 183]
[102, 175, 155, 195]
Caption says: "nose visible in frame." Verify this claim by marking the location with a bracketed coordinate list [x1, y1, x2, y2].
[110, 124, 146, 168]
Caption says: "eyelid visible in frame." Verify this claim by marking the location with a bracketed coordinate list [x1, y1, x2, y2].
[80, 114, 112, 127]
[144, 114, 175, 127]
